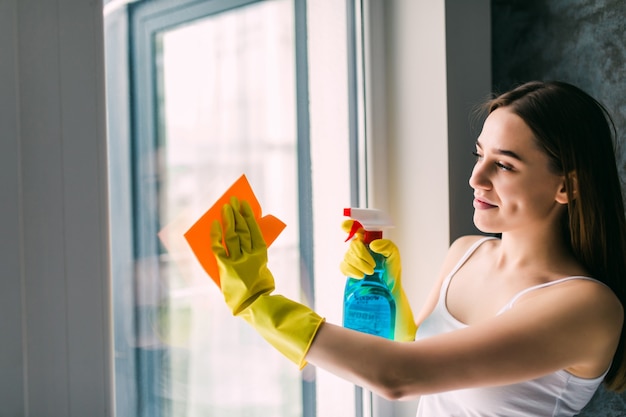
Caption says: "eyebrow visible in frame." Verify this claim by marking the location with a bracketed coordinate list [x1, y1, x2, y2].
[475, 140, 524, 162]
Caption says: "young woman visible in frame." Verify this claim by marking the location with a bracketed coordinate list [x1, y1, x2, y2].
[210, 81, 626, 416]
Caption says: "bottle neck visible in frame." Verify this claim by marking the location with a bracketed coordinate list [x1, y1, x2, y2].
[363, 230, 383, 244]
[364, 230, 385, 274]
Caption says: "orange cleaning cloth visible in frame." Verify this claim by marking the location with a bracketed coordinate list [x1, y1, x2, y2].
[184, 174, 286, 288]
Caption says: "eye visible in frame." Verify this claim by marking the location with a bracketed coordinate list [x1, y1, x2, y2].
[472, 151, 514, 172]
[494, 161, 513, 171]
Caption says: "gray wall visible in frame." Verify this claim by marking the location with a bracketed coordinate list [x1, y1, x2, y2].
[446, 0, 492, 241]
[492, 0, 626, 415]
[492, 0, 626, 186]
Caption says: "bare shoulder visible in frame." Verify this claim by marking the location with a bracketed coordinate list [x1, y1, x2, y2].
[513, 276, 624, 377]
[444, 235, 496, 264]
[531, 277, 622, 315]
[448, 234, 495, 252]
[544, 277, 623, 325]
[431, 235, 495, 283]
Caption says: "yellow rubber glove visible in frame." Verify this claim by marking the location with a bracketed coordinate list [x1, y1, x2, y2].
[211, 197, 325, 369]
[340, 220, 417, 342]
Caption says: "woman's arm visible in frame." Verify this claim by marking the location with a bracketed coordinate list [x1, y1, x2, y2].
[306, 277, 623, 400]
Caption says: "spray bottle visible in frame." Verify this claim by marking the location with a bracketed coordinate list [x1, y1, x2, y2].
[342, 208, 396, 339]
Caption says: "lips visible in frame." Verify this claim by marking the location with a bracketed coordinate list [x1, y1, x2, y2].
[473, 197, 497, 209]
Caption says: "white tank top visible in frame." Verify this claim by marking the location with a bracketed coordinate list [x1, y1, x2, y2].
[415, 237, 607, 417]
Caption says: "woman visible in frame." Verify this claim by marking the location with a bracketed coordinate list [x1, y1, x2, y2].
[211, 81, 626, 416]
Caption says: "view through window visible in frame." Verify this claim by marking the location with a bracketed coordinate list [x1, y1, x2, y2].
[105, 0, 356, 416]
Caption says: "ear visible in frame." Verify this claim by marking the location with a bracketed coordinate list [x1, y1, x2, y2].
[555, 171, 577, 204]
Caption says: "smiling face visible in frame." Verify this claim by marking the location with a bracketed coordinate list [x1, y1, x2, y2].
[469, 107, 568, 235]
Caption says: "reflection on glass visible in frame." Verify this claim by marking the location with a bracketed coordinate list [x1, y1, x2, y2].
[135, 1, 302, 416]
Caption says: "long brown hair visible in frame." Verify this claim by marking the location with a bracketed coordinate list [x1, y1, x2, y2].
[486, 81, 626, 391]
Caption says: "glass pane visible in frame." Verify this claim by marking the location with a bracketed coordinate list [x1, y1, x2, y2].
[139, 1, 302, 416]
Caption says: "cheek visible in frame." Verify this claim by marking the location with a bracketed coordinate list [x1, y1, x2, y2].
[511, 184, 560, 217]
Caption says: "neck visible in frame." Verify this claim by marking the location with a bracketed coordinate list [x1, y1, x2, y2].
[496, 224, 576, 273]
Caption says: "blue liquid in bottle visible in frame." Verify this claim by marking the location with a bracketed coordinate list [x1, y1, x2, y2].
[343, 250, 396, 339]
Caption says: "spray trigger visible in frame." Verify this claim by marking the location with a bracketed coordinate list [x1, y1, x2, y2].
[345, 220, 364, 242]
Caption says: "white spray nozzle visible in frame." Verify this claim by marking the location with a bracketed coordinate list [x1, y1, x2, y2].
[344, 208, 394, 231]
[344, 208, 394, 243]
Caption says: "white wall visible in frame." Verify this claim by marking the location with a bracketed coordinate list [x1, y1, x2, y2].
[0, 1, 112, 416]
[367, 1, 490, 414]
[369, 0, 490, 334]
[381, 0, 452, 317]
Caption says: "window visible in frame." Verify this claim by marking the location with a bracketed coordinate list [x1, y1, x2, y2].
[105, 0, 356, 416]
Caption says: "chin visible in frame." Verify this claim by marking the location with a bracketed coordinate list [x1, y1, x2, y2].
[473, 219, 501, 235]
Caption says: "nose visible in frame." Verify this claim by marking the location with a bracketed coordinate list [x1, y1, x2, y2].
[468, 161, 491, 191]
